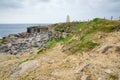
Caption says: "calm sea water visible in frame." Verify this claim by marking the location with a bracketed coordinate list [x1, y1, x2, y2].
[0, 24, 48, 38]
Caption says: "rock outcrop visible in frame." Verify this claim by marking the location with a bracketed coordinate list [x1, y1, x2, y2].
[0, 26, 53, 55]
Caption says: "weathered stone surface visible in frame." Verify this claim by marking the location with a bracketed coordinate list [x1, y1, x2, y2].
[10, 60, 39, 78]
[0, 27, 52, 55]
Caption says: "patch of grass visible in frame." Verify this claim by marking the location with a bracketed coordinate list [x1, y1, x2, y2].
[80, 35, 86, 41]
[98, 25, 116, 32]
[16, 56, 19, 59]
[79, 30, 91, 41]
[75, 22, 87, 32]
[19, 59, 28, 65]
[45, 39, 57, 49]
[37, 49, 44, 54]
[79, 41, 99, 51]
[0, 39, 4, 44]
[59, 34, 72, 44]
[64, 39, 99, 54]
[52, 18, 120, 54]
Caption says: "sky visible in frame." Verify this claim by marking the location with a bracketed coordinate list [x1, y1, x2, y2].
[0, 0, 120, 23]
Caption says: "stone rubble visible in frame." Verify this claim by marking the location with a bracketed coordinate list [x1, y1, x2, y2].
[0, 26, 53, 55]
[0, 26, 68, 55]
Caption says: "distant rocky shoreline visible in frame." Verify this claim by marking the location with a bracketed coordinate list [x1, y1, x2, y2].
[0, 24, 68, 55]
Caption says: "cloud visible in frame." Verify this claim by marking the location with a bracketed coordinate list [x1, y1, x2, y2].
[0, 0, 120, 23]
[0, 0, 23, 9]
[37, 0, 50, 2]
[0, 0, 51, 9]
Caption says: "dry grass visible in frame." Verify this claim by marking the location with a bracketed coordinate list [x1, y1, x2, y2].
[0, 19, 120, 80]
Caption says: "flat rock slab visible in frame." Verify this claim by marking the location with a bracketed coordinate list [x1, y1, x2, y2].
[10, 60, 39, 78]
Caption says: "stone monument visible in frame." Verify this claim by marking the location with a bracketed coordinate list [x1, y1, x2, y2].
[66, 15, 70, 22]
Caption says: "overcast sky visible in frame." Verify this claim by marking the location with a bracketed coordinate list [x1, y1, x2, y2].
[0, 0, 120, 23]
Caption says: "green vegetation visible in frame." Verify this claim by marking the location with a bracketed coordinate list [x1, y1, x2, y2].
[44, 18, 120, 54]
[59, 34, 72, 44]
[19, 59, 28, 65]
[45, 39, 57, 49]
[0, 39, 4, 44]
[64, 40, 99, 54]
[37, 49, 44, 54]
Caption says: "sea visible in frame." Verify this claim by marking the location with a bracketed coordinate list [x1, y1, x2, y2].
[0, 24, 49, 38]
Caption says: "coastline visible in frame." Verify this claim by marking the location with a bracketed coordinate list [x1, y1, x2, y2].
[0, 24, 52, 55]
[0, 24, 50, 38]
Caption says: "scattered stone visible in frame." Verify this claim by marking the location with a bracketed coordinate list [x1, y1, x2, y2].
[98, 77, 105, 80]
[104, 69, 112, 74]
[51, 71, 59, 77]
[48, 60, 56, 64]
[75, 63, 90, 74]
[98, 45, 113, 53]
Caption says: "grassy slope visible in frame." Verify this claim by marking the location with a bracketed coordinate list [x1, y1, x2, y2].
[47, 18, 120, 54]
[0, 18, 120, 80]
